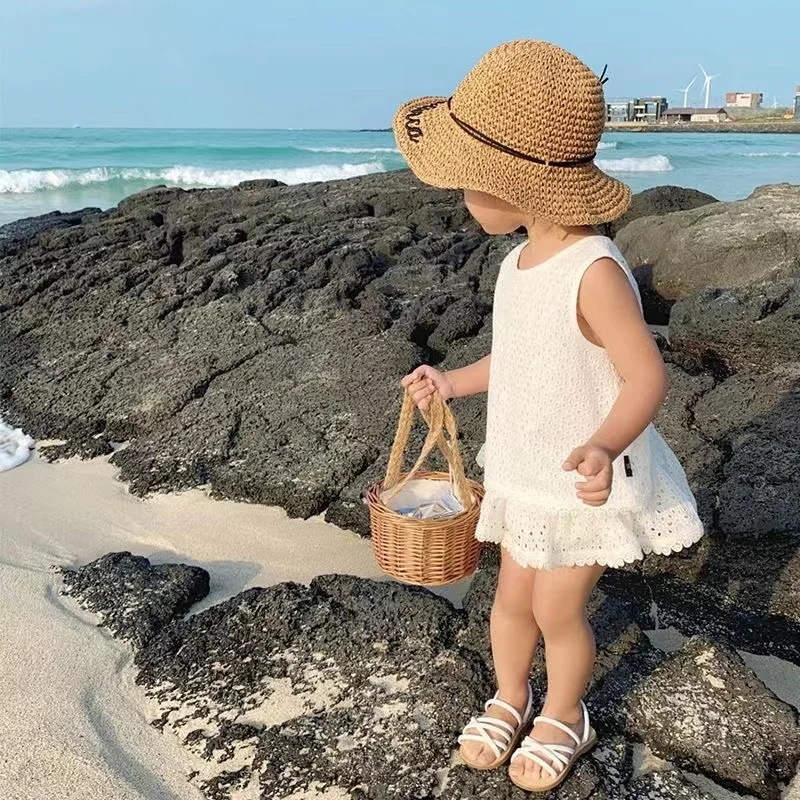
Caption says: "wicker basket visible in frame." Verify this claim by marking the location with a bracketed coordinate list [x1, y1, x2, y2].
[367, 390, 484, 586]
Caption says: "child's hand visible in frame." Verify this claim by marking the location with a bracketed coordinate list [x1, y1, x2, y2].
[401, 365, 455, 411]
[561, 444, 614, 506]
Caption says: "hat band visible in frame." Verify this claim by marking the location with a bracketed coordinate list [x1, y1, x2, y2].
[446, 98, 596, 168]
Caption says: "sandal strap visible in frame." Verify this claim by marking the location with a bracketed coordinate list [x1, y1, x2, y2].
[457, 716, 511, 759]
[532, 700, 590, 747]
[461, 716, 514, 744]
[475, 715, 516, 737]
[519, 736, 574, 760]
[512, 737, 573, 777]
[458, 684, 533, 761]
[531, 715, 582, 747]
[457, 733, 501, 759]
[511, 746, 560, 779]
[485, 697, 523, 726]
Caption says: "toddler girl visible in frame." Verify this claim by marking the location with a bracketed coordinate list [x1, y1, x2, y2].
[393, 40, 704, 792]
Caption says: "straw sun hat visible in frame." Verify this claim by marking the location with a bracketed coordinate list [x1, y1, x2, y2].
[392, 40, 631, 227]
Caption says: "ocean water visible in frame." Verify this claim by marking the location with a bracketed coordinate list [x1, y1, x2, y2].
[1, 127, 799, 226]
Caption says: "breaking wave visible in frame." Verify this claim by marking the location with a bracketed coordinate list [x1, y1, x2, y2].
[0, 162, 387, 194]
[743, 151, 800, 157]
[596, 155, 672, 173]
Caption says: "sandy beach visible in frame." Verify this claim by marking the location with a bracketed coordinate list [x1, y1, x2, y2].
[0, 452, 394, 800]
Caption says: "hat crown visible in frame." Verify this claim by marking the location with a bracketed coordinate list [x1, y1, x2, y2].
[451, 40, 606, 163]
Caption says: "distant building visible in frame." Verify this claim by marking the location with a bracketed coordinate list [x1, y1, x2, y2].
[632, 97, 668, 123]
[663, 107, 730, 123]
[607, 97, 668, 123]
[606, 100, 633, 123]
[725, 91, 763, 108]
[795, 86, 800, 119]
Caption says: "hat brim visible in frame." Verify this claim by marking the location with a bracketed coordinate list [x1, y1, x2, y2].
[392, 95, 631, 227]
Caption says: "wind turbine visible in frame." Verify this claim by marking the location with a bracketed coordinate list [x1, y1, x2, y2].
[680, 77, 697, 107]
[699, 65, 719, 108]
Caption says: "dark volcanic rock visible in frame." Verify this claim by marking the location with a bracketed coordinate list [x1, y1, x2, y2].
[437, 759, 601, 800]
[0, 206, 105, 259]
[604, 185, 718, 239]
[615, 183, 800, 323]
[61, 551, 799, 800]
[58, 552, 659, 800]
[600, 530, 800, 664]
[629, 347, 800, 654]
[0, 171, 497, 522]
[625, 770, 716, 800]
[0, 171, 757, 532]
[623, 636, 800, 799]
[133, 575, 490, 800]
[692, 364, 800, 536]
[458, 546, 500, 665]
[7, 170, 800, 755]
[60, 551, 209, 649]
[670, 278, 800, 374]
[654, 361, 720, 529]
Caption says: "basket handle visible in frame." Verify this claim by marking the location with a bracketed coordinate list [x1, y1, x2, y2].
[382, 390, 473, 509]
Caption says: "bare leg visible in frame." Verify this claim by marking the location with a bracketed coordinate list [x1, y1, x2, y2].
[459, 547, 540, 766]
[509, 563, 605, 781]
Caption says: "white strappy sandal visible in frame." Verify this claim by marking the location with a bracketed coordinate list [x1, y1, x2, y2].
[509, 699, 596, 792]
[457, 684, 535, 770]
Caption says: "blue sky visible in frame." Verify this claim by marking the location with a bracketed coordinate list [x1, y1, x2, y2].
[1, 0, 798, 128]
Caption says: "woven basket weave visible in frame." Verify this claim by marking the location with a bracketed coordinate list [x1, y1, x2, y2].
[367, 391, 484, 586]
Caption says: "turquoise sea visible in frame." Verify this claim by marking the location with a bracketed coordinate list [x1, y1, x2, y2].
[1, 127, 799, 226]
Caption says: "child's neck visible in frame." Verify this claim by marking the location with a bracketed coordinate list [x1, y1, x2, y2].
[518, 220, 596, 270]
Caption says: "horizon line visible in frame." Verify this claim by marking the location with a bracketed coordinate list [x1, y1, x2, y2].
[0, 126, 393, 132]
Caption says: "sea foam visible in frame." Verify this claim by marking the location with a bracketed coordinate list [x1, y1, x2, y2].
[597, 155, 672, 173]
[0, 162, 386, 193]
[744, 151, 800, 157]
[0, 418, 34, 472]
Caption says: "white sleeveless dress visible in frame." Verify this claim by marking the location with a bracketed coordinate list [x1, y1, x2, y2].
[474, 236, 704, 569]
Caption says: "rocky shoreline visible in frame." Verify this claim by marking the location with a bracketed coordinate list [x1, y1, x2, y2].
[2, 171, 800, 798]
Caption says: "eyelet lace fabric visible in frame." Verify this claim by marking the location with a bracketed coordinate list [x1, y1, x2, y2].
[474, 237, 704, 570]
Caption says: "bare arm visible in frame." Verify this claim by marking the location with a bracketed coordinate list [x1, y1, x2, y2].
[446, 355, 491, 398]
[563, 258, 668, 505]
[580, 258, 668, 458]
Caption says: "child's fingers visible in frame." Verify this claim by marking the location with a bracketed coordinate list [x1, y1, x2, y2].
[407, 377, 431, 395]
[577, 488, 611, 504]
[417, 386, 437, 411]
[578, 453, 615, 480]
[401, 366, 426, 387]
[405, 377, 425, 395]
[575, 474, 610, 493]
[410, 383, 436, 408]
[577, 457, 604, 477]
[402, 365, 441, 391]
[561, 446, 585, 471]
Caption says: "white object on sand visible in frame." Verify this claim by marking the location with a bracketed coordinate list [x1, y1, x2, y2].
[0, 418, 34, 472]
